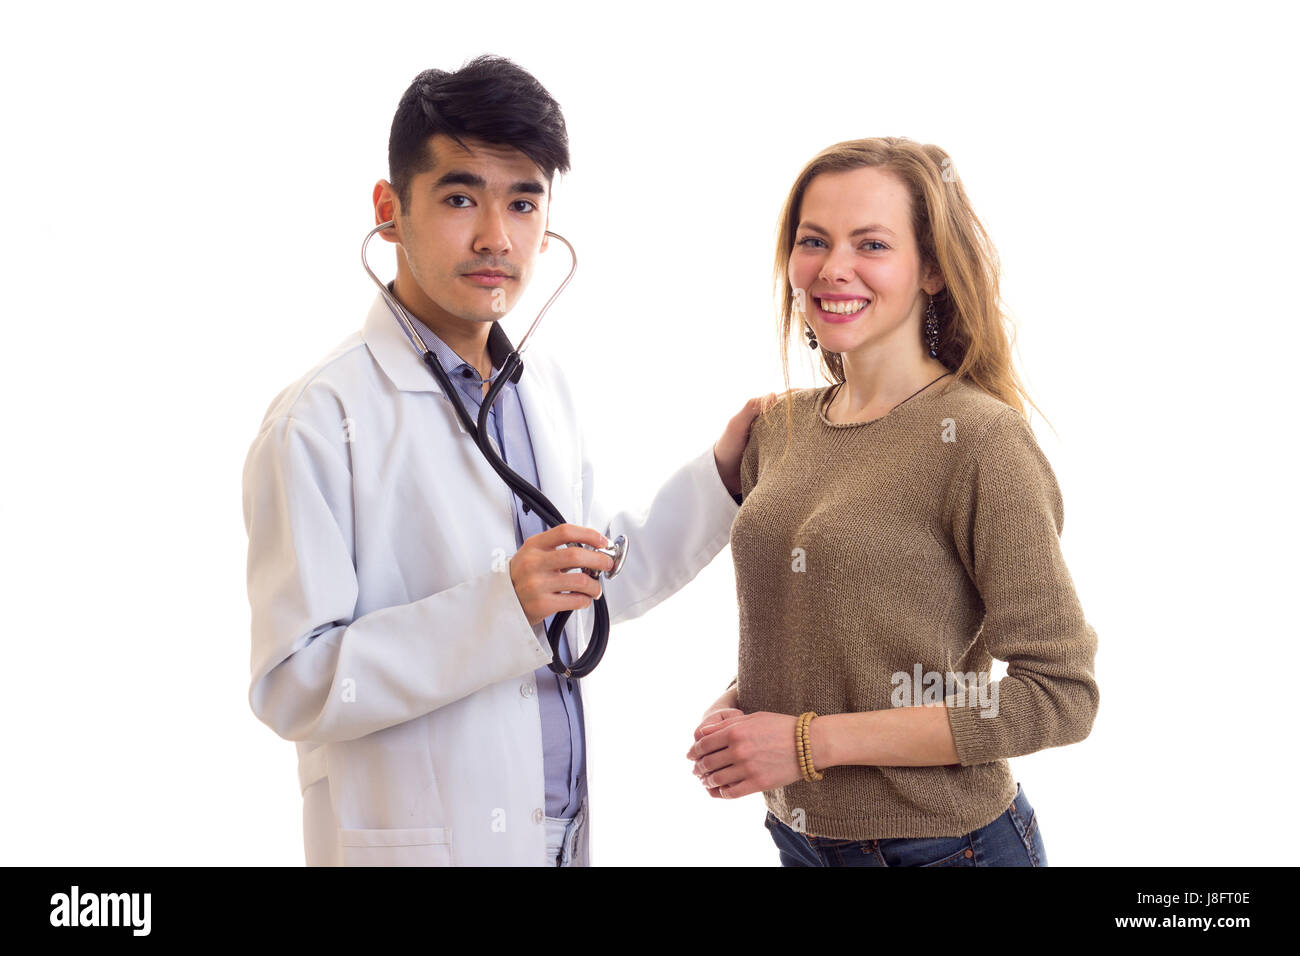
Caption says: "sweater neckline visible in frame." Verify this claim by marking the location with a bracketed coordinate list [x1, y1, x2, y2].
[817, 374, 959, 429]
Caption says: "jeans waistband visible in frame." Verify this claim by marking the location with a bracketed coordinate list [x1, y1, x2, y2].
[543, 803, 587, 866]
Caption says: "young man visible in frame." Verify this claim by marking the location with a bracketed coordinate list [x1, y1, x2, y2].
[242, 55, 759, 866]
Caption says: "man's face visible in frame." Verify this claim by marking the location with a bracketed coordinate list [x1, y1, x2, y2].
[377, 133, 551, 326]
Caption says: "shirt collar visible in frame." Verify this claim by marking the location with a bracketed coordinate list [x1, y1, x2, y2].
[361, 283, 525, 393]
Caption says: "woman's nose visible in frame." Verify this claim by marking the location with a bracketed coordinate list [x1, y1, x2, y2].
[819, 259, 854, 283]
[818, 245, 857, 284]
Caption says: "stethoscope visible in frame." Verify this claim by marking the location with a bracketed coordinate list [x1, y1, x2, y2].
[361, 219, 627, 679]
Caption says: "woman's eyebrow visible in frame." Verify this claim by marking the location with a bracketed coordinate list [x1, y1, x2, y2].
[800, 221, 897, 238]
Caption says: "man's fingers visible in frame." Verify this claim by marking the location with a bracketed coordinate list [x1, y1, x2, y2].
[545, 570, 602, 600]
[543, 546, 615, 576]
[531, 523, 609, 551]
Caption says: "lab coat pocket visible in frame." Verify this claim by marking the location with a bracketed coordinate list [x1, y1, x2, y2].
[337, 826, 453, 867]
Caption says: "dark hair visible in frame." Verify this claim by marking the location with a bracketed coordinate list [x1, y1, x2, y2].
[388, 54, 571, 213]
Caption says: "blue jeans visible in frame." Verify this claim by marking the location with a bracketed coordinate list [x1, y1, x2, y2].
[543, 800, 588, 867]
[764, 782, 1047, 867]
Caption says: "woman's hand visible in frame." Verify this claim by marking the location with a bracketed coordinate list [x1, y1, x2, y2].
[712, 393, 780, 497]
[698, 706, 743, 729]
[689, 708, 744, 797]
[690, 684, 744, 795]
[685, 711, 803, 799]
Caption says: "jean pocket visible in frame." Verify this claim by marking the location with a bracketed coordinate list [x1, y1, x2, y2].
[879, 833, 975, 867]
[1007, 786, 1047, 867]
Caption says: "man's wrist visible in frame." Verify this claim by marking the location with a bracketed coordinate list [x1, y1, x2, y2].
[712, 445, 742, 498]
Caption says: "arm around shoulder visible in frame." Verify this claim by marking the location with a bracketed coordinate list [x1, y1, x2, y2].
[582, 438, 740, 625]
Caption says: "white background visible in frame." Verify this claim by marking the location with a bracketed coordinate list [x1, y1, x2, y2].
[1, 0, 1295, 866]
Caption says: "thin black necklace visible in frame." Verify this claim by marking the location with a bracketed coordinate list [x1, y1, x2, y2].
[828, 371, 953, 421]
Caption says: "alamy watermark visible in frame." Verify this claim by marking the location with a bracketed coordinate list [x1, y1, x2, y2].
[50, 886, 151, 936]
[891, 664, 998, 717]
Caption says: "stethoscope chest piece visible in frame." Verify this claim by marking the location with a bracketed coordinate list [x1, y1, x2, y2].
[564, 534, 628, 580]
[597, 534, 629, 578]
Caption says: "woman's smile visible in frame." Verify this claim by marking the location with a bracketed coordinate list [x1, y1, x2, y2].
[814, 294, 872, 323]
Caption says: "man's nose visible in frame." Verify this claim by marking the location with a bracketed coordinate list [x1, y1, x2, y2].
[473, 206, 512, 257]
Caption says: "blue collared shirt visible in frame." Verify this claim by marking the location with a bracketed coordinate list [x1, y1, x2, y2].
[403, 310, 586, 821]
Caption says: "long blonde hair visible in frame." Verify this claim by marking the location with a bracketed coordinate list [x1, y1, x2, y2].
[772, 137, 1049, 445]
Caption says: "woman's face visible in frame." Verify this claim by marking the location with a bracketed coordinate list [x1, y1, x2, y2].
[788, 166, 941, 360]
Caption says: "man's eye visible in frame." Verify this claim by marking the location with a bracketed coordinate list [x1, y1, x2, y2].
[446, 194, 473, 208]
[511, 199, 538, 213]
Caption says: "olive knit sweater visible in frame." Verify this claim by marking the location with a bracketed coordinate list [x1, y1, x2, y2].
[729, 375, 1099, 839]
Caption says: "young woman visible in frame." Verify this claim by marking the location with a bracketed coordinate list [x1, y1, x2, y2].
[685, 137, 1100, 867]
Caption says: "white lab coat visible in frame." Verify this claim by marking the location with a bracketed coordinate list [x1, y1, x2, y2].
[242, 292, 739, 866]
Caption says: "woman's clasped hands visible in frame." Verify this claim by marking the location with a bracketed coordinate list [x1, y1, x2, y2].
[685, 707, 807, 799]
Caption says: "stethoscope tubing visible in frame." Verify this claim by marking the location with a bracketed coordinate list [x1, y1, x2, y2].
[361, 219, 611, 678]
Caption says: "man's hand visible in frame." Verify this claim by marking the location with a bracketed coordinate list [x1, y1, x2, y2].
[712, 393, 781, 497]
[509, 523, 615, 628]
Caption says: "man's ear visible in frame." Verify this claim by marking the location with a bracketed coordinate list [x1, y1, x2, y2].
[373, 180, 401, 244]
[540, 209, 550, 253]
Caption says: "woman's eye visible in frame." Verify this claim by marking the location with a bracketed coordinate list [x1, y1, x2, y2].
[796, 236, 887, 251]
[511, 199, 538, 213]
[446, 194, 473, 208]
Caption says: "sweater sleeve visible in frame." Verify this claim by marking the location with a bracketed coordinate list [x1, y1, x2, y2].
[941, 408, 1100, 766]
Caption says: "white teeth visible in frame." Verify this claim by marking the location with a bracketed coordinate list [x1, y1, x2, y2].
[819, 297, 868, 314]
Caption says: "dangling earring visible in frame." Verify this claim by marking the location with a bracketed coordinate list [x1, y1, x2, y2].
[924, 296, 941, 358]
[805, 322, 819, 349]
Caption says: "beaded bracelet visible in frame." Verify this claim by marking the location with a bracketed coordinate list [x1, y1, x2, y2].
[796, 710, 824, 782]
[797, 712, 821, 782]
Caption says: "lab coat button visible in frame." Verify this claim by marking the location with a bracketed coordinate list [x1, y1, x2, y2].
[520, 682, 535, 698]
[532, 808, 544, 825]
